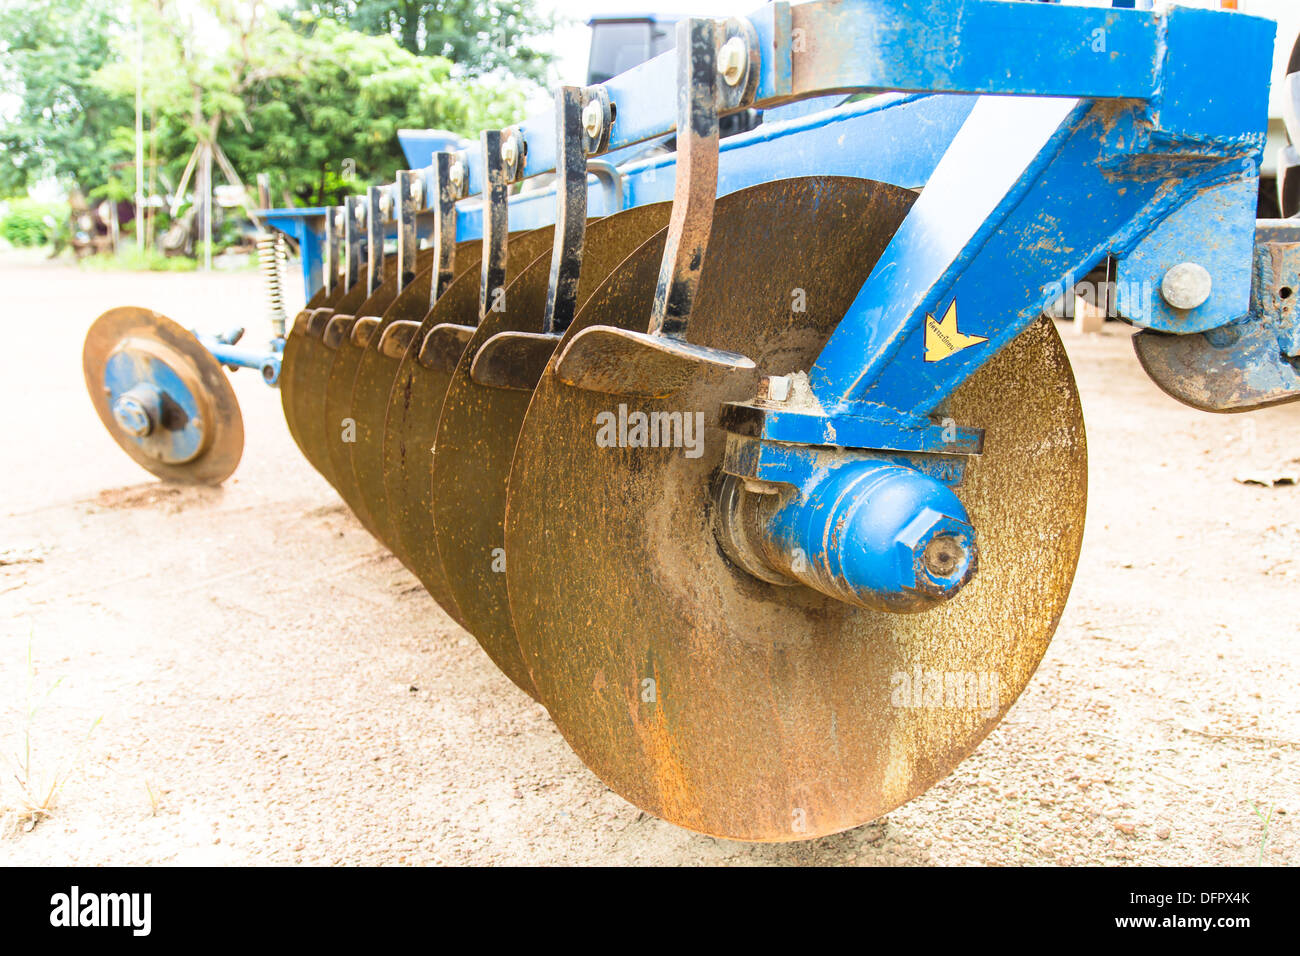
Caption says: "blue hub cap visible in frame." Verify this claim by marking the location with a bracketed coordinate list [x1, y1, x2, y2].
[103, 346, 207, 464]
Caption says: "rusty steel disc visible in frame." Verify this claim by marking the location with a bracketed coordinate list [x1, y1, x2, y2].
[289, 268, 383, 486]
[322, 249, 439, 536]
[381, 227, 554, 629]
[431, 204, 671, 697]
[280, 279, 337, 464]
[347, 241, 483, 558]
[504, 177, 1088, 841]
[84, 306, 244, 485]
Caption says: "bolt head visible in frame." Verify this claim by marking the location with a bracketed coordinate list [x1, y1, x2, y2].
[378, 192, 392, 216]
[410, 177, 423, 204]
[582, 99, 604, 140]
[719, 36, 747, 86]
[112, 394, 153, 437]
[450, 161, 465, 193]
[762, 375, 791, 403]
[501, 134, 519, 169]
[1161, 262, 1213, 311]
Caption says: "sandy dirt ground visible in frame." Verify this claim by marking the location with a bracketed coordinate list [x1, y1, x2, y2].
[1, 250, 1296, 866]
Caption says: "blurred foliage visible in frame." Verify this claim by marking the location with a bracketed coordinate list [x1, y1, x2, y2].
[94, 3, 530, 207]
[0, 0, 134, 194]
[80, 246, 199, 271]
[1, 0, 541, 207]
[0, 198, 70, 247]
[88, 175, 135, 203]
[294, 1, 555, 85]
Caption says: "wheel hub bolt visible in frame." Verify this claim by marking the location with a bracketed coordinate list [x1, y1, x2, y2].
[111, 384, 163, 438]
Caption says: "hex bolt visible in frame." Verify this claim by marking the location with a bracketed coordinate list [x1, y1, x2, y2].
[718, 36, 747, 86]
[899, 508, 978, 599]
[111, 384, 163, 439]
[764, 375, 792, 403]
[112, 395, 152, 437]
[1160, 262, 1213, 311]
[583, 99, 604, 141]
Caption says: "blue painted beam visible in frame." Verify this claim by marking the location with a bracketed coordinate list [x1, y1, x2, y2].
[462, 0, 1172, 195]
[262, 92, 975, 300]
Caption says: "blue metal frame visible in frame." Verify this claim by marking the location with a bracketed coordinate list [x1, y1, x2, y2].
[261, 91, 977, 303]
[236, 0, 1287, 607]
[265, 2, 1278, 425]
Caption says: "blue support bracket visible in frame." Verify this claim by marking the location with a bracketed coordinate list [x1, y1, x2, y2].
[193, 332, 283, 386]
[1115, 177, 1258, 334]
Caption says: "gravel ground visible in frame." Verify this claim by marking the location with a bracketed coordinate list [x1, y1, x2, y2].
[1, 251, 1296, 865]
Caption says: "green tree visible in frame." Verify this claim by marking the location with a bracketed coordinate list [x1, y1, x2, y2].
[215, 18, 528, 205]
[294, 0, 556, 86]
[0, 0, 134, 194]
[96, 3, 526, 208]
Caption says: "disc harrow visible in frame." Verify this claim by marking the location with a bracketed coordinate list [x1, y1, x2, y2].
[84, 2, 1298, 841]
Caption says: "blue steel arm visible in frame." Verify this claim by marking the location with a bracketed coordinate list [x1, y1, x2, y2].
[459, 0, 1167, 196]
[255, 1, 1287, 423]
[259, 92, 977, 301]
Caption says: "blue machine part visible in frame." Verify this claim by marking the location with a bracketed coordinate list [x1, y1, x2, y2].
[260, 91, 978, 303]
[756, 459, 978, 612]
[194, 332, 284, 386]
[243, 0, 1290, 610]
[103, 348, 206, 464]
[396, 129, 468, 170]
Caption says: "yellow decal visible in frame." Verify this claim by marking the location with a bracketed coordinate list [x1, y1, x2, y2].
[924, 300, 986, 363]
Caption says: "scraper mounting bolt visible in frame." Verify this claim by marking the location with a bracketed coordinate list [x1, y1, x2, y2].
[719, 36, 747, 86]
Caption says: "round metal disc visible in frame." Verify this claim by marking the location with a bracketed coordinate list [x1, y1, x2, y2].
[504, 177, 1088, 841]
[348, 241, 483, 557]
[282, 242, 478, 488]
[280, 279, 336, 463]
[290, 268, 380, 486]
[432, 203, 671, 696]
[381, 227, 554, 629]
[84, 306, 244, 485]
[322, 249, 439, 536]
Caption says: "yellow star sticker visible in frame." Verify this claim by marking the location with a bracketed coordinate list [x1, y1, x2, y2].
[924, 300, 987, 363]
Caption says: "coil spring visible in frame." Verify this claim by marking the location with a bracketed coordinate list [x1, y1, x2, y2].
[257, 233, 289, 338]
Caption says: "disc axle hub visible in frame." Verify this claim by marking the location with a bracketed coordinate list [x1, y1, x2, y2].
[111, 384, 163, 438]
[718, 460, 978, 612]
